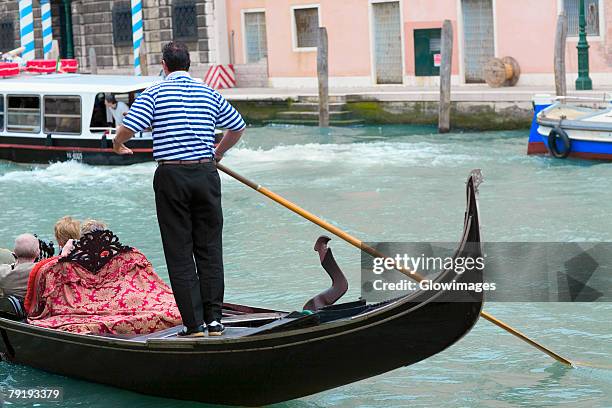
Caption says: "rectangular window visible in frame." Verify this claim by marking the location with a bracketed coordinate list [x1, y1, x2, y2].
[244, 11, 268, 63]
[0, 19, 14, 52]
[414, 28, 442, 77]
[113, 2, 133, 46]
[293, 6, 319, 49]
[44, 96, 81, 134]
[7, 96, 41, 133]
[173, 0, 198, 41]
[564, 0, 600, 36]
[0, 95, 4, 132]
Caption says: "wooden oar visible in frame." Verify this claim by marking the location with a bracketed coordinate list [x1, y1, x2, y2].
[217, 163, 574, 367]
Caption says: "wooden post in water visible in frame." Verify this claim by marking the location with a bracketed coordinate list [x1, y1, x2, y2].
[438, 20, 453, 133]
[229, 30, 236, 65]
[554, 12, 568, 96]
[318, 27, 329, 127]
[88, 47, 98, 74]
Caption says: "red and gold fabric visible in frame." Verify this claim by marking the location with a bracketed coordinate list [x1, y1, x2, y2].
[26, 250, 182, 335]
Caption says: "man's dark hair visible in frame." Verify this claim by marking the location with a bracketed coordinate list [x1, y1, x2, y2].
[104, 93, 117, 104]
[162, 41, 190, 72]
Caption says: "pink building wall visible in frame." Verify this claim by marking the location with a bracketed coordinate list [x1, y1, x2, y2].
[403, 0, 460, 77]
[227, 0, 372, 83]
[496, 0, 612, 82]
[226, 0, 612, 87]
[495, 0, 557, 74]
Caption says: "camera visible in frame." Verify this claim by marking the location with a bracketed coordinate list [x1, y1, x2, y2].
[34, 235, 55, 261]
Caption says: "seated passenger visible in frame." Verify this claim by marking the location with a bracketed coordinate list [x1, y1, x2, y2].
[26, 225, 182, 335]
[0, 234, 40, 298]
[55, 216, 82, 257]
[81, 219, 107, 235]
[24, 216, 82, 313]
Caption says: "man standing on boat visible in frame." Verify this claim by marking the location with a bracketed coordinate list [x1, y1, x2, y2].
[104, 94, 130, 127]
[112, 41, 246, 337]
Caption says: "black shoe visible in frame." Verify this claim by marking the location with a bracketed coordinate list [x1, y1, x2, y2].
[177, 325, 205, 338]
[207, 322, 225, 336]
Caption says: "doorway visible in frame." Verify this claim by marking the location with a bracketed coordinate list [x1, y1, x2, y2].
[461, 0, 494, 83]
[372, 1, 403, 84]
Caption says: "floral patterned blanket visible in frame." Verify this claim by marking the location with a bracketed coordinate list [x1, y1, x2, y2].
[26, 250, 182, 335]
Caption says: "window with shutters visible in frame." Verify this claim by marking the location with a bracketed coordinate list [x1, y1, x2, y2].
[113, 2, 133, 46]
[173, 0, 198, 41]
[243, 11, 268, 63]
[461, 0, 494, 83]
[292, 6, 320, 51]
[0, 19, 15, 52]
[564, 0, 601, 36]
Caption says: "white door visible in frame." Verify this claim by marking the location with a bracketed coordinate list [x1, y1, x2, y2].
[372, 1, 403, 84]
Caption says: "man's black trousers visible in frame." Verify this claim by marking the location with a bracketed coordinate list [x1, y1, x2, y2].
[154, 162, 224, 328]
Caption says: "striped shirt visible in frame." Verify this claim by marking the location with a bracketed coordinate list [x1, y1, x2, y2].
[122, 71, 245, 161]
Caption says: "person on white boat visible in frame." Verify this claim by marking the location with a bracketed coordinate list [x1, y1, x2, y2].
[105, 94, 130, 127]
[0, 234, 40, 298]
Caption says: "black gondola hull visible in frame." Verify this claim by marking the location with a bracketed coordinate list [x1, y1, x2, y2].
[1, 300, 481, 406]
[0, 171, 484, 406]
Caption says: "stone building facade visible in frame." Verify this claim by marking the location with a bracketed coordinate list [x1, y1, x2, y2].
[0, 1, 63, 60]
[0, 0, 220, 78]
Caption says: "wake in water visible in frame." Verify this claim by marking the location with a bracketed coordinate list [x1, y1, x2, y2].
[0, 140, 477, 185]
[229, 141, 465, 166]
[0, 160, 156, 185]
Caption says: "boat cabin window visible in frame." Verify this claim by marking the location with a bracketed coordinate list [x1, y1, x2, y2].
[44, 96, 81, 134]
[90, 91, 140, 133]
[0, 95, 4, 131]
[7, 95, 41, 133]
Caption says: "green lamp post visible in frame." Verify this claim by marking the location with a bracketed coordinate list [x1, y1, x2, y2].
[576, 0, 593, 90]
[60, 0, 74, 59]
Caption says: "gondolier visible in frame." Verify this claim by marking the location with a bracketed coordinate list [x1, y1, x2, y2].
[113, 41, 246, 337]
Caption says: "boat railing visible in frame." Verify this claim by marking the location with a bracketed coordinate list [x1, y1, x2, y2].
[89, 127, 149, 139]
[554, 95, 612, 103]
[90, 127, 117, 137]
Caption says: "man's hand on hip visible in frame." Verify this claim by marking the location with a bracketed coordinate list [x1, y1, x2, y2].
[214, 129, 244, 163]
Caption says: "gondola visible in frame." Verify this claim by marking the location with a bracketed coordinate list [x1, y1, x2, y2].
[0, 171, 484, 406]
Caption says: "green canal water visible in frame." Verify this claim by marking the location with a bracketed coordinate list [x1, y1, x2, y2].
[0, 125, 611, 407]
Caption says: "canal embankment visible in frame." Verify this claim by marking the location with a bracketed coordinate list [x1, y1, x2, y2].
[220, 85, 612, 130]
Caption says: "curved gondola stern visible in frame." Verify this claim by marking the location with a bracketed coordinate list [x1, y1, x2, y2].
[464, 168, 483, 247]
[447, 168, 486, 329]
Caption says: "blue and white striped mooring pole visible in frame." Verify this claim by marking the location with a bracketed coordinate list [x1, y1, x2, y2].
[40, 0, 53, 59]
[131, 0, 143, 76]
[18, 0, 35, 61]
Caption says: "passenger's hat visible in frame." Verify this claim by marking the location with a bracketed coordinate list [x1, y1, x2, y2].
[0, 248, 15, 265]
